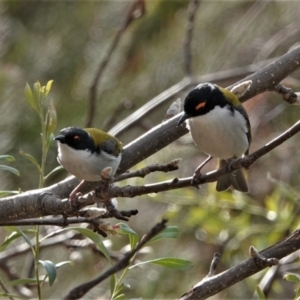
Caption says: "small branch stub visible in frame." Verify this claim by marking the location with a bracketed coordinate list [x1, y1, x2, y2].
[206, 253, 221, 277]
[249, 246, 279, 268]
[274, 83, 299, 105]
[230, 80, 252, 98]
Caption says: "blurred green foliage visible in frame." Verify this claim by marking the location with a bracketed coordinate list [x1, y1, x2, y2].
[0, 0, 300, 299]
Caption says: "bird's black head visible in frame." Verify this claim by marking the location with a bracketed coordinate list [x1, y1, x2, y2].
[177, 82, 232, 126]
[55, 127, 95, 151]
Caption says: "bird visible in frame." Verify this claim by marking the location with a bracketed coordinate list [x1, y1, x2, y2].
[177, 82, 251, 192]
[55, 127, 122, 203]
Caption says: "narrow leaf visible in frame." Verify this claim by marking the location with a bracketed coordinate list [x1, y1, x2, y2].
[25, 83, 39, 112]
[16, 228, 34, 253]
[44, 80, 54, 97]
[0, 292, 25, 299]
[39, 260, 57, 286]
[113, 294, 125, 300]
[44, 166, 64, 181]
[73, 228, 113, 262]
[149, 226, 179, 243]
[0, 155, 15, 162]
[46, 99, 57, 137]
[0, 191, 19, 197]
[8, 278, 37, 286]
[0, 165, 20, 176]
[33, 82, 41, 102]
[0, 230, 36, 251]
[19, 148, 41, 174]
[296, 284, 300, 298]
[283, 273, 300, 282]
[110, 274, 117, 296]
[130, 257, 193, 270]
[55, 261, 73, 269]
[42, 227, 112, 262]
[116, 223, 138, 250]
[255, 286, 266, 300]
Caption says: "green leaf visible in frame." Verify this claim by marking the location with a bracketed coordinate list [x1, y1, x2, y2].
[296, 284, 300, 298]
[39, 260, 57, 286]
[44, 165, 65, 181]
[0, 165, 20, 176]
[0, 155, 15, 162]
[41, 227, 112, 262]
[55, 261, 73, 269]
[112, 283, 125, 300]
[283, 273, 300, 282]
[74, 228, 113, 262]
[255, 285, 266, 300]
[33, 81, 41, 102]
[0, 190, 20, 197]
[149, 226, 179, 243]
[110, 274, 117, 296]
[130, 257, 193, 270]
[16, 228, 34, 252]
[0, 292, 25, 299]
[0, 231, 20, 251]
[19, 148, 41, 174]
[8, 278, 37, 286]
[46, 99, 57, 138]
[25, 82, 39, 112]
[0, 229, 35, 251]
[112, 294, 125, 300]
[116, 223, 139, 250]
[44, 80, 54, 97]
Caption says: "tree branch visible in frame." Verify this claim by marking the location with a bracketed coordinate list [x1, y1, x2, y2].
[86, 0, 145, 127]
[180, 229, 300, 300]
[0, 46, 300, 222]
[184, 0, 199, 76]
[114, 158, 181, 181]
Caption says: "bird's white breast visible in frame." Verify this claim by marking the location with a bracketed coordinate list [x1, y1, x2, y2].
[187, 106, 249, 159]
[57, 143, 122, 181]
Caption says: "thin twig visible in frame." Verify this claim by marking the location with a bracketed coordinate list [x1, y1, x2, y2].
[206, 253, 220, 278]
[63, 219, 167, 300]
[0, 275, 14, 300]
[114, 159, 181, 182]
[274, 83, 299, 104]
[86, 0, 145, 127]
[184, 0, 199, 76]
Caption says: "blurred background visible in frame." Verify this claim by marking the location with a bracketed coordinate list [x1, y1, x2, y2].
[0, 0, 300, 299]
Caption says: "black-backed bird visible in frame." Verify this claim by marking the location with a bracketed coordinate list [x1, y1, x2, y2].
[55, 127, 122, 202]
[177, 82, 251, 192]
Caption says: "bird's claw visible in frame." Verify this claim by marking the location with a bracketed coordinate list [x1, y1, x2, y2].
[191, 172, 202, 189]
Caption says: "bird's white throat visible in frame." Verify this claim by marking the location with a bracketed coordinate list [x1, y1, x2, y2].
[187, 105, 249, 159]
[57, 143, 121, 181]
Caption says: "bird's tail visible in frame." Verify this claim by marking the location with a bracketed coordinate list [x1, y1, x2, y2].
[216, 159, 249, 193]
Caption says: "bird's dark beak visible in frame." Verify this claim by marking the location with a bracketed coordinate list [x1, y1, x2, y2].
[54, 135, 65, 143]
[177, 112, 190, 126]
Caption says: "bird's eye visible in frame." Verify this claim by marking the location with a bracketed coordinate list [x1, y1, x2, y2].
[195, 101, 206, 110]
[73, 135, 80, 143]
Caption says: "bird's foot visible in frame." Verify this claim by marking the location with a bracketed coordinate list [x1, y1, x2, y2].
[191, 171, 202, 189]
[225, 158, 235, 172]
